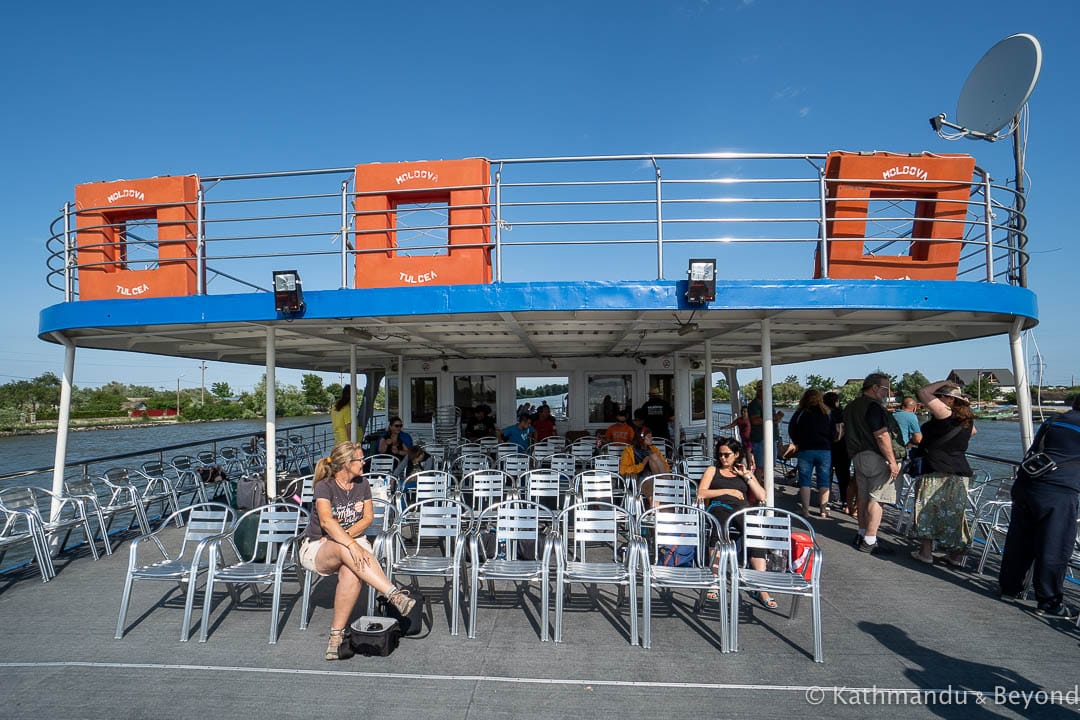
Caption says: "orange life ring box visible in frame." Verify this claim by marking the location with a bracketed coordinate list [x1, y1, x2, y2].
[353, 159, 491, 288]
[75, 175, 200, 300]
[815, 152, 976, 280]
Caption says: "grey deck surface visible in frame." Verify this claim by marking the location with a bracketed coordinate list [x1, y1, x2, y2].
[2, 488, 1078, 720]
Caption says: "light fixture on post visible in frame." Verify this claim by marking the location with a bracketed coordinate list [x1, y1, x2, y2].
[686, 259, 716, 304]
[272, 270, 305, 315]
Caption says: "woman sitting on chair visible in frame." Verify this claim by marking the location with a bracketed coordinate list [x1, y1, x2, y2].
[696, 437, 775, 608]
[620, 426, 670, 509]
[297, 441, 415, 660]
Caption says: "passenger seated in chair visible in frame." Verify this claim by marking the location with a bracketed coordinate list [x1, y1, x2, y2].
[604, 408, 636, 445]
[696, 437, 775, 609]
[297, 441, 416, 660]
[620, 427, 670, 510]
[378, 417, 413, 463]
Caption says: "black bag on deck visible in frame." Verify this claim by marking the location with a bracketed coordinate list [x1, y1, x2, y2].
[236, 473, 267, 510]
[348, 616, 401, 657]
[377, 590, 427, 637]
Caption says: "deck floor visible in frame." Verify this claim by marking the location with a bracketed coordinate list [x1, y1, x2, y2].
[2, 488, 1078, 720]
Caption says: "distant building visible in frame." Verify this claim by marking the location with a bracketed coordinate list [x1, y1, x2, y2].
[946, 369, 1016, 396]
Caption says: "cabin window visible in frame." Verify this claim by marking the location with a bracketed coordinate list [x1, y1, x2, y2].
[410, 376, 437, 424]
[690, 373, 707, 422]
[385, 375, 399, 417]
[587, 374, 633, 423]
[454, 375, 496, 415]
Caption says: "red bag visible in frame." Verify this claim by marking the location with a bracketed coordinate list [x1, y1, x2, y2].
[790, 531, 815, 580]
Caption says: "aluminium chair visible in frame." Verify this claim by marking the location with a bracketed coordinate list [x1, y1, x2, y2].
[553, 501, 640, 644]
[725, 507, 823, 662]
[637, 503, 728, 651]
[0, 486, 102, 570]
[115, 502, 234, 641]
[384, 497, 471, 636]
[199, 503, 307, 644]
[467, 499, 557, 640]
[0, 504, 53, 582]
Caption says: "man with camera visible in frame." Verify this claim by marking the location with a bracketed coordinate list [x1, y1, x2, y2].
[999, 394, 1080, 619]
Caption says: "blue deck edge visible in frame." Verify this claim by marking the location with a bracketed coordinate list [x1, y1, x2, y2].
[38, 279, 1038, 338]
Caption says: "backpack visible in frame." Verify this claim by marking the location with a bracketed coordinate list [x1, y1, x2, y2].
[347, 616, 401, 657]
[236, 473, 267, 510]
[659, 544, 695, 567]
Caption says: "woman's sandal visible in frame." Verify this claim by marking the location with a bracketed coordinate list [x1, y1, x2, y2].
[909, 550, 934, 565]
[818, 508, 830, 519]
[706, 590, 720, 602]
[752, 591, 778, 609]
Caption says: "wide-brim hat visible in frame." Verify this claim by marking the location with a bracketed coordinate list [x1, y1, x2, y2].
[933, 386, 969, 402]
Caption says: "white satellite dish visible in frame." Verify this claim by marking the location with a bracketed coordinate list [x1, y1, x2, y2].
[931, 33, 1042, 141]
[957, 33, 1041, 136]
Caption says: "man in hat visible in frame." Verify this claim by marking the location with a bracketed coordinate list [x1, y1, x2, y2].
[639, 387, 674, 442]
[999, 393, 1080, 619]
[604, 407, 636, 445]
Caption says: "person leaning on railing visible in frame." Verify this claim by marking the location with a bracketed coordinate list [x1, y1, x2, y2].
[297, 441, 416, 660]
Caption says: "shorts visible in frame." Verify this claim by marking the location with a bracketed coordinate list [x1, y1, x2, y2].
[298, 535, 373, 576]
[797, 449, 832, 489]
[852, 450, 898, 504]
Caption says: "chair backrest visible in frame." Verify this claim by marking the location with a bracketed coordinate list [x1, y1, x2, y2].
[462, 469, 509, 513]
[179, 503, 234, 556]
[499, 453, 532, 480]
[642, 504, 714, 567]
[569, 441, 596, 465]
[171, 455, 196, 472]
[398, 498, 470, 556]
[590, 454, 621, 474]
[559, 501, 631, 563]
[367, 454, 398, 475]
[681, 457, 713, 482]
[408, 470, 452, 503]
[480, 499, 554, 558]
[545, 453, 576, 476]
[520, 468, 570, 512]
[574, 470, 620, 504]
[651, 437, 674, 459]
[233, 503, 306, 563]
[455, 453, 491, 476]
[424, 444, 448, 470]
[456, 442, 484, 457]
[0, 487, 42, 517]
[495, 442, 520, 460]
[195, 450, 219, 468]
[478, 436, 499, 456]
[218, 446, 240, 463]
[544, 436, 566, 452]
[359, 472, 394, 503]
[366, 497, 397, 538]
[140, 461, 168, 478]
[65, 476, 101, 501]
[602, 442, 629, 457]
[649, 473, 693, 507]
[680, 442, 707, 459]
[729, 507, 814, 570]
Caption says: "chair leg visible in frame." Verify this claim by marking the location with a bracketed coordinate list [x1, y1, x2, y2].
[115, 573, 135, 639]
[269, 574, 282, 644]
[554, 570, 564, 643]
[300, 570, 313, 631]
[199, 568, 216, 642]
[812, 589, 824, 663]
[790, 594, 802, 621]
[468, 566, 479, 639]
[181, 573, 198, 642]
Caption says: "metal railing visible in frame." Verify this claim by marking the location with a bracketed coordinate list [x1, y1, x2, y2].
[45, 154, 1028, 300]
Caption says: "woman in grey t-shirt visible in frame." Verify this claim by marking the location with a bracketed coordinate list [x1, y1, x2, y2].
[298, 441, 416, 660]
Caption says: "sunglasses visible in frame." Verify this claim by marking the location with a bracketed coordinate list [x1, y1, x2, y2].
[717, 451, 736, 458]
[391, 424, 403, 428]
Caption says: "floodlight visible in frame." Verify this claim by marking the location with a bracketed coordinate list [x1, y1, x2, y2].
[686, 259, 716, 304]
[272, 270, 304, 314]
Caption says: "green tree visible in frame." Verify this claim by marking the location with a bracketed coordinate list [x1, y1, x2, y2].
[962, 380, 997, 405]
[839, 381, 863, 404]
[772, 377, 805, 405]
[211, 381, 233, 399]
[301, 373, 329, 409]
[805, 374, 836, 391]
[896, 371, 930, 403]
[712, 376, 730, 401]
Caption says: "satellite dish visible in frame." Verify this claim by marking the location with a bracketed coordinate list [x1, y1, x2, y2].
[955, 33, 1042, 137]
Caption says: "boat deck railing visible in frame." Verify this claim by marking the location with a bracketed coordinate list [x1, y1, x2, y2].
[46, 153, 1027, 300]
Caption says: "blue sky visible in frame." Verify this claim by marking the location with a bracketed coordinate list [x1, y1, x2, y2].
[2, 0, 1076, 394]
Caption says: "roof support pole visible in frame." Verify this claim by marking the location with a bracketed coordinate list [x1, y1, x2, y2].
[760, 318, 775, 507]
[49, 332, 76, 522]
[349, 346, 358, 443]
[725, 367, 741, 419]
[704, 339, 713, 451]
[265, 327, 277, 499]
[1009, 320, 1034, 450]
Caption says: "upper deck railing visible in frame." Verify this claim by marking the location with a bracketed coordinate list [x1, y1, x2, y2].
[45, 153, 1027, 301]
